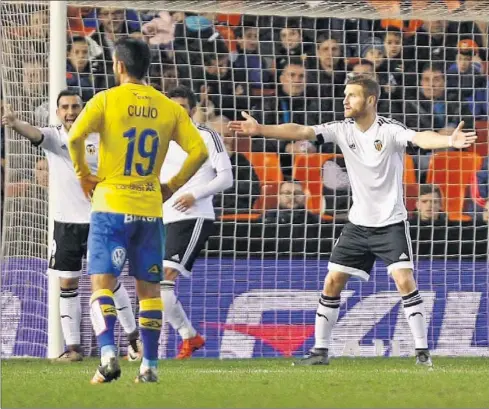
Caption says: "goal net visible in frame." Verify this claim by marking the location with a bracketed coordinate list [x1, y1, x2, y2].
[1, 0, 488, 359]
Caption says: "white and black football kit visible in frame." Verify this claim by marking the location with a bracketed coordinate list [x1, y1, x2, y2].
[160, 125, 233, 276]
[33, 126, 99, 277]
[312, 116, 415, 280]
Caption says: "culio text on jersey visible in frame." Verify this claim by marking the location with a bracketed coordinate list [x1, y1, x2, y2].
[124, 215, 158, 223]
[127, 105, 158, 119]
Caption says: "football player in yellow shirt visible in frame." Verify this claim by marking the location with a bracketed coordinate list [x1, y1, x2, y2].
[68, 37, 208, 383]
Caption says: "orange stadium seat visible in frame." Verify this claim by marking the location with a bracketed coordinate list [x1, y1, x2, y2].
[404, 183, 419, 214]
[403, 154, 417, 184]
[243, 152, 284, 185]
[292, 153, 342, 214]
[468, 120, 488, 156]
[242, 152, 284, 212]
[426, 151, 484, 221]
[219, 213, 261, 222]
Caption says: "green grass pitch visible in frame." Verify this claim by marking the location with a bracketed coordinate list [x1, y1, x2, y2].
[2, 358, 489, 408]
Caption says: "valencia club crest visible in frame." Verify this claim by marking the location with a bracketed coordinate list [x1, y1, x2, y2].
[374, 140, 383, 151]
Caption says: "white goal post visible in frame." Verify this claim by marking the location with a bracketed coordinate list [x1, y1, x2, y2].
[1, 0, 489, 360]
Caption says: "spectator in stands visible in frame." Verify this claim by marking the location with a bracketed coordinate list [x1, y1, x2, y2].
[251, 58, 319, 175]
[361, 37, 385, 70]
[210, 117, 260, 214]
[405, 62, 473, 131]
[173, 13, 229, 83]
[411, 184, 445, 224]
[404, 64, 474, 173]
[90, 7, 135, 88]
[159, 64, 179, 94]
[192, 53, 248, 121]
[66, 36, 97, 102]
[379, 28, 417, 90]
[309, 35, 346, 123]
[21, 59, 49, 126]
[26, 8, 49, 55]
[262, 180, 319, 224]
[34, 158, 49, 189]
[234, 25, 273, 95]
[274, 19, 314, 75]
[408, 20, 459, 71]
[447, 40, 488, 119]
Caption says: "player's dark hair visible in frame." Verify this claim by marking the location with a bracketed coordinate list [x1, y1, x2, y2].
[68, 35, 88, 52]
[384, 27, 402, 36]
[167, 86, 197, 110]
[283, 56, 306, 70]
[114, 37, 151, 80]
[345, 73, 381, 103]
[204, 52, 228, 66]
[422, 61, 445, 74]
[419, 184, 441, 198]
[56, 89, 82, 107]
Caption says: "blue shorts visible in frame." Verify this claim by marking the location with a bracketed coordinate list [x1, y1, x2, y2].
[88, 212, 164, 282]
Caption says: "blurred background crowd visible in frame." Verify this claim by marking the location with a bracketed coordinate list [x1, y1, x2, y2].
[1, 1, 488, 259]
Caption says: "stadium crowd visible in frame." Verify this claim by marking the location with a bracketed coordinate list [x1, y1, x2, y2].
[1, 3, 489, 259]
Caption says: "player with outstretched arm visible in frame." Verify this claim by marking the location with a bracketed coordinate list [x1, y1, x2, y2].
[68, 38, 208, 383]
[2, 90, 142, 362]
[160, 86, 233, 359]
[228, 73, 477, 367]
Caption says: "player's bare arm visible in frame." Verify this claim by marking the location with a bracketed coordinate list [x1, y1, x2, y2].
[1, 104, 43, 143]
[228, 111, 315, 141]
[412, 121, 477, 150]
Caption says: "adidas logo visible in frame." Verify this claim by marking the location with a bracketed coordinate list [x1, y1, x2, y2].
[171, 254, 180, 262]
[399, 253, 409, 260]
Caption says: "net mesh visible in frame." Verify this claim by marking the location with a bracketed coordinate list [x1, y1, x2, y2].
[1, 0, 488, 358]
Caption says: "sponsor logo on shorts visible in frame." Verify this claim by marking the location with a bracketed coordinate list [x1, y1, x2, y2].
[124, 215, 157, 223]
[171, 254, 180, 262]
[148, 264, 161, 274]
[111, 247, 127, 270]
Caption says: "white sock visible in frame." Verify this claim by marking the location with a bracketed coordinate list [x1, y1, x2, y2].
[113, 281, 137, 335]
[314, 293, 340, 349]
[161, 280, 196, 340]
[402, 289, 428, 350]
[60, 287, 81, 347]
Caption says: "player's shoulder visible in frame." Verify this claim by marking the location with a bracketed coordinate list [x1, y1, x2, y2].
[324, 118, 354, 127]
[196, 124, 225, 152]
[40, 124, 63, 135]
[377, 116, 408, 130]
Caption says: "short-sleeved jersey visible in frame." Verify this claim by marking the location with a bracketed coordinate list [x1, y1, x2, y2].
[68, 83, 204, 217]
[312, 116, 416, 227]
[161, 124, 232, 223]
[36, 126, 99, 223]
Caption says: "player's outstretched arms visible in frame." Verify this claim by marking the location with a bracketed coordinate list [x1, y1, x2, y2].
[228, 111, 316, 141]
[1, 104, 42, 143]
[412, 121, 477, 150]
